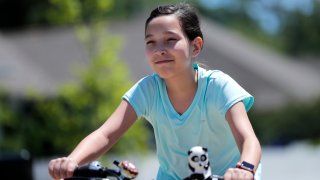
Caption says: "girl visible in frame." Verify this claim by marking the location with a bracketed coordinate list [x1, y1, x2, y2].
[48, 3, 262, 180]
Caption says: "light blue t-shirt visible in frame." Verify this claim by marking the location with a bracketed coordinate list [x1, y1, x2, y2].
[123, 65, 256, 179]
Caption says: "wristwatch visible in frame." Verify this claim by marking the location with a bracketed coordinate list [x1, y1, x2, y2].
[236, 161, 255, 175]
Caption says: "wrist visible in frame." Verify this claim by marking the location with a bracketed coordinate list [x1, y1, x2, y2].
[66, 156, 79, 167]
[236, 161, 255, 175]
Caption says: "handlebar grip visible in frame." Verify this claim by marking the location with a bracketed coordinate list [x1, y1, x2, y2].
[73, 161, 105, 178]
[183, 174, 224, 180]
[212, 175, 224, 180]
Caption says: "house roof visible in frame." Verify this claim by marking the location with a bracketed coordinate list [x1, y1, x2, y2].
[0, 16, 319, 110]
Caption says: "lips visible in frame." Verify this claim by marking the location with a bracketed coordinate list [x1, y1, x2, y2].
[155, 59, 174, 64]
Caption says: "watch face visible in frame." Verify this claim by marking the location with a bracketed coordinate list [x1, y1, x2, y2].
[241, 161, 254, 170]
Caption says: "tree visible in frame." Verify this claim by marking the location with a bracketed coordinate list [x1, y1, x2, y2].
[280, 2, 320, 56]
[0, 0, 151, 157]
[195, 0, 320, 57]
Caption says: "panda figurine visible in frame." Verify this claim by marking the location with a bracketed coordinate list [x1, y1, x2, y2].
[184, 146, 212, 180]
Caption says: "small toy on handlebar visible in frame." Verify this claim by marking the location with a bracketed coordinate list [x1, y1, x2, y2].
[184, 146, 224, 180]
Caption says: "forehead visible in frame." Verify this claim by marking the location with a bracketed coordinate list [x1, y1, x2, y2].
[145, 15, 183, 37]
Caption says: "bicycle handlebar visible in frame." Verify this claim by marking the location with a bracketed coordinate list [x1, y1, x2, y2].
[211, 175, 224, 180]
[64, 160, 138, 180]
[64, 160, 224, 180]
[183, 174, 224, 180]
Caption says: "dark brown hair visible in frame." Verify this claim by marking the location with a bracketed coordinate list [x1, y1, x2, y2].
[145, 3, 203, 42]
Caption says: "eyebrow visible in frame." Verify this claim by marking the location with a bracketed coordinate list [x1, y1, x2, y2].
[145, 31, 179, 39]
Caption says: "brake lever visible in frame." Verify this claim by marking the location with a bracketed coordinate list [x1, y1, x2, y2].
[113, 160, 139, 179]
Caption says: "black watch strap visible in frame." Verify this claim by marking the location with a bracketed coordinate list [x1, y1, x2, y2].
[236, 161, 255, 175]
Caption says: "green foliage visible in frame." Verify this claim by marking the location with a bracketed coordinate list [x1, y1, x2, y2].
[45, 0, 113, 25]
[249, 98, 320, 146]
[196, 0, 320, 57]
[2, 0, 320, 57]
[280, 3, 320, 56]
[46, 0, 81, 24]
[105, 0, 181, 19]
[0, 22, 150, 157]
[196, 1, 285, 54]
[0, 0, 182, 29]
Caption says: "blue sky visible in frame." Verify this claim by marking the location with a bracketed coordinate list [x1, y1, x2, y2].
[199, 0, 315, 34]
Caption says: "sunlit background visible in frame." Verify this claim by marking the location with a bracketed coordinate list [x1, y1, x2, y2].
[0, 0, 319, 179]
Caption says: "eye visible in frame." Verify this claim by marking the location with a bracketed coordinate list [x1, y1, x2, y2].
[167, 38, 177, 43]
[191, 156, 199, 162]
[146, 40, 155, 45]
[201, 155, 207, 161]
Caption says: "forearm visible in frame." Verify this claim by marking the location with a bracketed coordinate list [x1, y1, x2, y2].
[224, 136, 261, 179]
[67, 129, 116, 165]
[226, 102, 262, 171]
[67, 101, 137, 166]
[48, 101, 137, 180]
[239, 136, 262, 172]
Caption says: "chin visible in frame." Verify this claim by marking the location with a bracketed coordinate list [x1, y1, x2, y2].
[157, 72, 172, 79]
[152, 67, 175, 79]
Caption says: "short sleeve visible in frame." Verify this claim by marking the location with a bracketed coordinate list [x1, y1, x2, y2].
[122, 76, 155, 119]
[209, 72, 254, 115]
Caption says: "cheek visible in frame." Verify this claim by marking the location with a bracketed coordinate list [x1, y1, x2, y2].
[173, 41, 191, 57]
[145, 47, 153, 60]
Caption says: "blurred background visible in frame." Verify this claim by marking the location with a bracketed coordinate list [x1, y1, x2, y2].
[0, 0, 319, 179]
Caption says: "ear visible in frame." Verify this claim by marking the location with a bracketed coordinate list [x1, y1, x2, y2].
[191, 36, 203, 58]
[188, 150, 192, 156]
[202, 147, 208, 152]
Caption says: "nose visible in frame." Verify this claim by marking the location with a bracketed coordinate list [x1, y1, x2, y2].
[156, 50, 166, 56]
[154, 44, 167, 56]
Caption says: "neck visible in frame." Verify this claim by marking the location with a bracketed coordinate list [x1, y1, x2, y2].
[165, 67, 198, 97]
[164, 66, 198, 115]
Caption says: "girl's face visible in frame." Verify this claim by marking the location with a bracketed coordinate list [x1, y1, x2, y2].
[145, 15, 201, 79]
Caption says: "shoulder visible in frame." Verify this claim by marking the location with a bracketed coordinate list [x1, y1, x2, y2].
[135, 74, 159, 88]
[127, 74, 164, 98]
[123, 74, 160, 118]
[199, 67, 230, 85]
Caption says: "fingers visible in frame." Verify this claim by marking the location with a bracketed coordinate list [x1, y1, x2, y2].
[224, 168, 254, 180]
[48, 157, 78, 180]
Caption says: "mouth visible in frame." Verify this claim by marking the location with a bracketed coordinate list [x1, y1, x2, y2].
[155, 59, 174, 64]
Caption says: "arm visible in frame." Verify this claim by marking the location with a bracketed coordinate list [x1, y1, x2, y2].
[68, 100, 137, 164]
[224, 101, 261, 179]
[48, 100, 137, 179]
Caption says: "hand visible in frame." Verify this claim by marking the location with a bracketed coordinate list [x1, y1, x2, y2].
[48, 157, 78, 180]
[224, 167, 254, 180]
